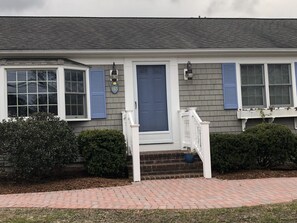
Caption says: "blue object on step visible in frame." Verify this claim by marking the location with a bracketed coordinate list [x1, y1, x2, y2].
[184, 154, 195, 163]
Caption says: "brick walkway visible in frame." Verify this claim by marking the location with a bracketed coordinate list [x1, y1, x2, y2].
[0, 178, 297, 209]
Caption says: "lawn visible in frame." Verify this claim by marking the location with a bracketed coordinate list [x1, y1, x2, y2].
[1, 201, 297, 223]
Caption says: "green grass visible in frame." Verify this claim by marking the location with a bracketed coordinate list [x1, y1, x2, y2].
[1, 201, 297, 223]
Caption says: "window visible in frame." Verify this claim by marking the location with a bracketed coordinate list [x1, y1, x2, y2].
[240, 63, 293, 108]
[241, 64, 265, 107]
[268, 64, 292, 106]
[7, 69, 58, 117]
[65, 69, 86, 118]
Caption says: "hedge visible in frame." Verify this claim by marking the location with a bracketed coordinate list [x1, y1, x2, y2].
[0, 113, 79, 181]
[78, 129, 127, 178]
[211, 123, 296, 173]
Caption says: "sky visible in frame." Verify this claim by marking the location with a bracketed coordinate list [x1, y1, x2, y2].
[0, 0, 296, 18]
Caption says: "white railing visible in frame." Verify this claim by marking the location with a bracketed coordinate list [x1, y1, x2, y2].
[122, 111, 141, 182]
[179, 107, 212, 178]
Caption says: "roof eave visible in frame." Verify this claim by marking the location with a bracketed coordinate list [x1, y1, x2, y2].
[1, 48, 297, 57]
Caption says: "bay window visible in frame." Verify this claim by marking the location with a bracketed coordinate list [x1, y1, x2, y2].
[3, 66, 90, 121]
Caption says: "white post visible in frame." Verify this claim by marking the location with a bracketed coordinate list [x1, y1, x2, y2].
[201, 121, 212, 178]
[188, 108, 197, 150]
[121, 111, 127, 144]
[179, 110, 186, 149]
[131, 124, 141, 182]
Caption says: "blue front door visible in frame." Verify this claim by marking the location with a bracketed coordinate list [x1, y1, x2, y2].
[137, 65, 168, 132]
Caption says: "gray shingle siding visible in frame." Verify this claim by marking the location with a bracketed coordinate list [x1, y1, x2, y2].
[69, 64, 125, 133]
[179, 63, 242, 133]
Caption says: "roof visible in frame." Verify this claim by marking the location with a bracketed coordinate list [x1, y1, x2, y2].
[1, 17, 297, 50]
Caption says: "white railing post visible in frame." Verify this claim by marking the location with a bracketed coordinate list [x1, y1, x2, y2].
[124, 110, 141, 182]
[201, 121, 212, 178]
[131, 124, 141, 182]
[179, 109, 186, 149]
[188, 107, 197, 150]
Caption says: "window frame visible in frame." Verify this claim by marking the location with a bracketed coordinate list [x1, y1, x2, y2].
[64, 69, 87, 119]
[240, 64, 266, 108]
[267, 63, 292, 107]
[238, 62, 295, 110]
[0, 65, 91, 121]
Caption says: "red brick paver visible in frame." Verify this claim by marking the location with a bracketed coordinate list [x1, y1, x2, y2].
[0, 178, 297, 209]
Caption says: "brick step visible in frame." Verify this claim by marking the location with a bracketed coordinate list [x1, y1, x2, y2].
[144, 161, 202, 171]
[127, 150, 204, 181]
[127, 150, 200, 164]
[131, 172, 203, 180]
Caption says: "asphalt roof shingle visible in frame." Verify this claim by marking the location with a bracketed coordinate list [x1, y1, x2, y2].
[1, 17, 297, 50]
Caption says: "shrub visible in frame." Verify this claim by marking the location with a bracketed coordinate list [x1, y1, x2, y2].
[78, 129, 127, 178]
[291, 136, 297, 165]
[210, 133, 257, 173]
[244, 123, 295, 168]
[0, 113, 79, 181]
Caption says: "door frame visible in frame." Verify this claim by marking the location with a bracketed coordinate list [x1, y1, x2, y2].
[133, 61, 173, 144]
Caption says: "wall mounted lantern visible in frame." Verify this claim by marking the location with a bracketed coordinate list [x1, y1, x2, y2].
[110, 62, 119, 94]
[184, 61, 193, 80]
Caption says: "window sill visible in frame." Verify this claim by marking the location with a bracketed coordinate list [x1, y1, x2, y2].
[65, 118, 91, 122]
[237, 107, 297, 119]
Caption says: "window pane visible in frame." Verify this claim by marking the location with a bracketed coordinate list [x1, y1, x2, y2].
[7, 71, 16, 82]
[18, 94, 27, 105]
[78, 81, 84, 92]
[49, 94, 57, 104]
[268, 64, 291, 84]
[38, 94, 47, 105]
[29, 106, 37, 115]
[38, 82, 47, 92]
[38, 71, 46, 81]
[48, 82, 57, 92]
[242, 86, 264, 106]
[17, 71, 27, 82]
[7, 69, 58, 118]
[7, 83, 17, 93]
[241, 64, 264, 85]
[27, 70, 37, 81]
[39, 106, 47, 113]
[28, 82, 37, 93]
[8, 95, 17, 106]
[270, 86, 291, 105]
[18, 82, 27, 93]
[48, 71, 57, 81]
[49, 106, 58, 115]
[18, 106, 28, 117]
[28, 94, 37, 105]
[8, 107, 17, 117]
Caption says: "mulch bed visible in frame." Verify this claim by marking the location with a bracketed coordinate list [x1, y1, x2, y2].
[0, 171, 131, 195]
[1, 168, 297, 195]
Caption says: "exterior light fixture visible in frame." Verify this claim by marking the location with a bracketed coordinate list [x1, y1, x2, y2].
[184, 61, 193, 80]
[110, 62, 119, 94]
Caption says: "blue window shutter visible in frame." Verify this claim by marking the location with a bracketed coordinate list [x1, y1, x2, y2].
[222, 63, 238, 109]
[90, 68, 106, 119]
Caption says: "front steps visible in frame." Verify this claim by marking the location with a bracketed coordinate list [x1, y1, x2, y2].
[127, 150, 203, 180]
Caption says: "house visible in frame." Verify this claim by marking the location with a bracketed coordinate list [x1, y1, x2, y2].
[1, 17, 297, 181]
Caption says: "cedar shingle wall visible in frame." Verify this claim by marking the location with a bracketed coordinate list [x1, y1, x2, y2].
[179, 63, 244, 133]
